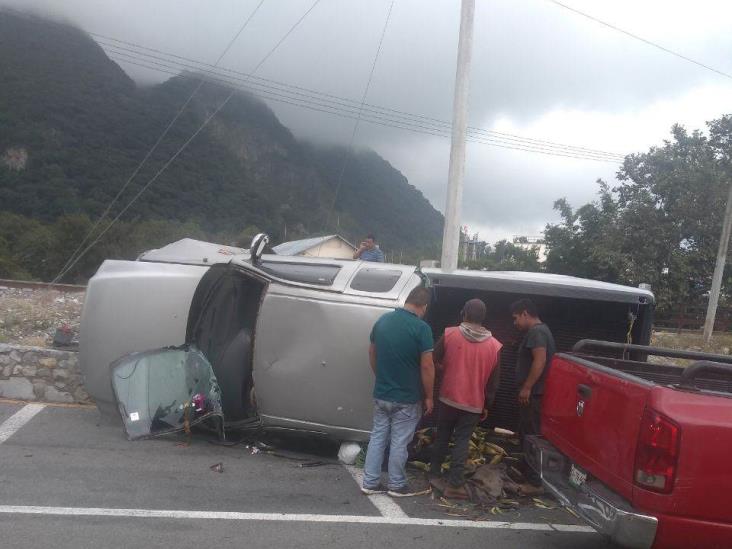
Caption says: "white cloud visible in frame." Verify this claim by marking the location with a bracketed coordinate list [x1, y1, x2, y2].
[4, 0, 732, 244]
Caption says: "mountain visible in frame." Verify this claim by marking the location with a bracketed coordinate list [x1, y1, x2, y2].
[0, 11, 443, 279]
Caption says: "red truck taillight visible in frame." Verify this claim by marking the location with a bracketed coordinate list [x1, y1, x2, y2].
[634, 408, 680, 494]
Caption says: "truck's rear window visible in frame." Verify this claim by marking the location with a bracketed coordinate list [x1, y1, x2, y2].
[350, 268, 402, 293]
[260, 261, 340, 286]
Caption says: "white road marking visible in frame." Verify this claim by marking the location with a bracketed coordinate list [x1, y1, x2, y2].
[343, 464, 408, 519]
[0, 403, 45, 445]
[0, 505, 596, 532]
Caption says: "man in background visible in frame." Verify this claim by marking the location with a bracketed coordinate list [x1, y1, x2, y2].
[511, 298, 556, 494]
[362, 286, 435, 497]
[354, 234, 385, 262]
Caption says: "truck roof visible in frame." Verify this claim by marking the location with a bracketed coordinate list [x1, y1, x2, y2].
[422, 268, 655, 305]
[138, 238, 655, 305]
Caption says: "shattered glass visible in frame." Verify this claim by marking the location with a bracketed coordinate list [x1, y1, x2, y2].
[111, 346, 224, 440]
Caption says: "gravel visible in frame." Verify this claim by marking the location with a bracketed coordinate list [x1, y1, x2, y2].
[0, 286, 84, 347]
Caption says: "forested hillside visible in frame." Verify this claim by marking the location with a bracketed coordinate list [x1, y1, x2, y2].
[0, 11, 443, 281]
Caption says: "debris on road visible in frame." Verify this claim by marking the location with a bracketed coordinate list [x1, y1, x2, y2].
[297, 460, 329, 468]
[110, 346, 224, 441]
[410, 426, 521, 473]
[408, 425, 557, 519]
[210, 462, 224, 473]
[337, 441, 362, 465]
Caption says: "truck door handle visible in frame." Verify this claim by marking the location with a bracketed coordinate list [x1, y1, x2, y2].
[577, 384, 592, 400]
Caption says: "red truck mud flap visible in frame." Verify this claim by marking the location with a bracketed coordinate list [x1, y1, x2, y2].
[525, 435, 658, 549]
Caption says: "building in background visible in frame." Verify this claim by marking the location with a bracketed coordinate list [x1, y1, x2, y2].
[272, 235, 356, 259]
[460, 227, 488, 263]
[512, 235, 547, 263]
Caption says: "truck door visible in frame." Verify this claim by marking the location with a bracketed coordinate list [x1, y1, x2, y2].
[252, 264, 419, 439]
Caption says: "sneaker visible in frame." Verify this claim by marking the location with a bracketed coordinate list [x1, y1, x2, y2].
[361, 484, 387, 495]
[387, 482, 432, 498]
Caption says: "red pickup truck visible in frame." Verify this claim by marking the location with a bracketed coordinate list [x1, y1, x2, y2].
[526, 340, 732, 549]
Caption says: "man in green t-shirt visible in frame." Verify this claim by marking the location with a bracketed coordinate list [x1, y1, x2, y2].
[362, 286, 435, 498]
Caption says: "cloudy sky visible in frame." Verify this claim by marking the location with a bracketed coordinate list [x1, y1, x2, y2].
[5, 0, 732, 241]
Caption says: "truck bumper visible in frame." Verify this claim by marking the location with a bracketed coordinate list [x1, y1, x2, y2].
[525, 435, 658, 549]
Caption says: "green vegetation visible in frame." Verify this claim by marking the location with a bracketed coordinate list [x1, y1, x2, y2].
[544, 117, 732, 313]
[0, 212, 213, 281]
[3, 12, 730, 318]
[462, 239, 542, 272]
[0, 12, 443, 282]
[457, 115, 732, 316]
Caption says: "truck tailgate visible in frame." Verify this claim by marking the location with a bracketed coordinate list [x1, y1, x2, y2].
[542, 354, 652, 502]
[634, 386, 732, 525]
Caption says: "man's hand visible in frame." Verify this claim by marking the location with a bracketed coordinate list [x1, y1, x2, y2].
[423, 398, 434, 416]
[518, 386, 531, 407]
[368, 343, 377, 375]
[480, 409, 488, 422]
[354, 243, 367, 259]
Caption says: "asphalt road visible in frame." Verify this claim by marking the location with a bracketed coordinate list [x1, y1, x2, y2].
[0, 401, 613, 549]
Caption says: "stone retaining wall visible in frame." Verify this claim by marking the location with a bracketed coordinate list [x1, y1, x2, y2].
[0, 344, 91, 404]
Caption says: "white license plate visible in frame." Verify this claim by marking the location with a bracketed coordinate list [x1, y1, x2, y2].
[569, 464, 588, 488]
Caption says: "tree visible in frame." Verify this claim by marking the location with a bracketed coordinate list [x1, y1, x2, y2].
[463, 239, 542, 272]
[545, 116, 732, 312]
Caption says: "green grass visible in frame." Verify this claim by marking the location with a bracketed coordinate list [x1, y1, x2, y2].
[649, 330, 732, 365]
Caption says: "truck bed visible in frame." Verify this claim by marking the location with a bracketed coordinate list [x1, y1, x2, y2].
[575, 354, 732, 396]
[527, 341, 732, 549]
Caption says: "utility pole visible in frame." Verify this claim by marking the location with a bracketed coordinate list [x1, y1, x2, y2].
[440, 0, 475, 271]
[703, 183, 732, 344]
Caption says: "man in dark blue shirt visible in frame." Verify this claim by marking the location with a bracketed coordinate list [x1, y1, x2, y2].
[354, 234, 385, 262]
[362, 286, 435, 497]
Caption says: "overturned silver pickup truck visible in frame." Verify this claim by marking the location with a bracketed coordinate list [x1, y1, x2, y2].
[79, 236, 655, 441]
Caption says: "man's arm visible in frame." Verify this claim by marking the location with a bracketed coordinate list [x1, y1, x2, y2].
[481, 352, 502, 421]
[369, 343, 377, 375]
[433, 335, 446, 371]
[353, 247, 364, 259]
[484, 352, 502, 408]
[420, 351, 435, 415]
[518, 347, 546, 406]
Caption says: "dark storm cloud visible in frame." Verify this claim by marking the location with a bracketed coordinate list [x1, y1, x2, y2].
[4, 0, 732, 240]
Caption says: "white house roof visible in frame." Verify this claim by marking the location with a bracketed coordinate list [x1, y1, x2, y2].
[272, 235, 355, 256]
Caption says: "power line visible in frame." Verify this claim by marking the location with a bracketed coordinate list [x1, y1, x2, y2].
[102, 44, 620, 160]
[107, 51, 625, 163]
[108, 51, 624, 162]
[324, 0, 395, 234]
[99, 44, 624, 160]
[91, 33, 625, 160]
[51, 0, 267, 283]
[0, 6, 625, 161]
[546, 0, 732, 81]
[53, 0, 322, 283]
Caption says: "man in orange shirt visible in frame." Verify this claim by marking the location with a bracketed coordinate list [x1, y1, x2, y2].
[429, 299, 502, 499]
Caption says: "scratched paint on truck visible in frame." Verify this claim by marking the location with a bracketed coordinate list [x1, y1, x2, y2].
[542, 355, 651, 502]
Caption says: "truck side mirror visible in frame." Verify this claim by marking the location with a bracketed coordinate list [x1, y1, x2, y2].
[250, 233, 269, 265]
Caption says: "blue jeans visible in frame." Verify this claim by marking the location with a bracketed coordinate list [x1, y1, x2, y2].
[363, 399, 422, 490]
